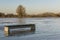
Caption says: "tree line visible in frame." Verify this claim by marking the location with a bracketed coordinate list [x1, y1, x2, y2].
[26, 12, 60, 17]
[0, 5, 60, 18]
[0, 12, 60, 18]
[0, 12, 17, 18]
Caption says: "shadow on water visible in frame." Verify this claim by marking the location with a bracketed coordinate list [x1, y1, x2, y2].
[9, 30, 35, 37]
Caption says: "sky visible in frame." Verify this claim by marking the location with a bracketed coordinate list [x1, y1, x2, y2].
[0, 0, 60, 14]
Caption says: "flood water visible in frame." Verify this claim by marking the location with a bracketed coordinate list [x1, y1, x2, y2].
[0, 18, 60, 40]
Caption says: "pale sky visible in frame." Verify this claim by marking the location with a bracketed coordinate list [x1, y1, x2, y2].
[0, 0, 60, 14]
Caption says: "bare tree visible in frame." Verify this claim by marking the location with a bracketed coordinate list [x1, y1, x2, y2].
[16, 5, 26, 18]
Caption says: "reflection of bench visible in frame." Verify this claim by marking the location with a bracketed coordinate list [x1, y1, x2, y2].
[4, 24, 35, 36]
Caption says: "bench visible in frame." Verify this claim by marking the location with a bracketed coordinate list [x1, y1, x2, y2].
[4, 24, 35, 36]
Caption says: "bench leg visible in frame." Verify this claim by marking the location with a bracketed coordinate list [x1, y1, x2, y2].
[31, 24, 35, 31]
[4, 27, 10, 36]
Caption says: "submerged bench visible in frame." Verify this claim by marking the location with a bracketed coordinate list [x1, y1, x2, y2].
[4, 24, 35, 36]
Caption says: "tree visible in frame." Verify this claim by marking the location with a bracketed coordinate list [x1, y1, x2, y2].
[0, 12, 5, 17]
[16, 5, 26, 18]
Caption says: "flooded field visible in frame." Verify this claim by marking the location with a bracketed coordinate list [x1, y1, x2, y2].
[0, 18, 60, 40]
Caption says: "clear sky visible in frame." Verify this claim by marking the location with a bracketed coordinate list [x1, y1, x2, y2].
[0, 0, 60, 14]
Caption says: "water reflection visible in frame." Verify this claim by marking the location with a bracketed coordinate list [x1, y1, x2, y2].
[9, 30, 35, 36]
[18, 18, 26, 24]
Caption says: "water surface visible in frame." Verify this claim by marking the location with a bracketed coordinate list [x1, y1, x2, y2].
[0, 18, 60, 40]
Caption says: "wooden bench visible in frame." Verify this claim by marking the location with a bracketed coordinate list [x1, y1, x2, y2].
[4, 24, 35, 36]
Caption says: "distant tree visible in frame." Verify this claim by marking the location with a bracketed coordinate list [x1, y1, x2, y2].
[16, 5, 26, 18]
[0, 12, 5, 17]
